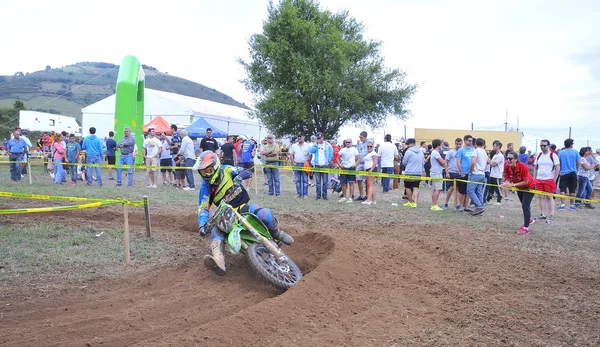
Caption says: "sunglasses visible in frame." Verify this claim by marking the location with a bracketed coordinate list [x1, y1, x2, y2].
[200, 167, 215, 177]
[540, 144, 547, 148]
[367, 145, 373, 148]
[507, 157, 516, 161]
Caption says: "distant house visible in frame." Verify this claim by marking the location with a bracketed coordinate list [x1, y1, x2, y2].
[19, 110, 81, 136]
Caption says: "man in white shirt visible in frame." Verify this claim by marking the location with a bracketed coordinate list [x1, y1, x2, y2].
[289, 134, 311, 198]
[378, 134, 399, 193]
[178, 129, 196, 190]
[533, 139, 560, 222]
[486, 141, 505, 205]
[336, 138, 360, 202]
[430, 139, 449, 210]
[468, 138, 488, 215]
[143, 128, 163, 188]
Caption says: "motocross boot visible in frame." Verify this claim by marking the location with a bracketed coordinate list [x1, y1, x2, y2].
[204, 240, 226, 276]
[269, 217, 294, 245]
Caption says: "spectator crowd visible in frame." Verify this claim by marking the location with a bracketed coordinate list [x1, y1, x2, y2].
[4, 125, 600, 233]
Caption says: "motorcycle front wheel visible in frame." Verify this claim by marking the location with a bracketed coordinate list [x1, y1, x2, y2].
[247, 243, 303, 290]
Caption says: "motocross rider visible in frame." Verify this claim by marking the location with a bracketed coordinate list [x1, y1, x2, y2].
[193, 151, 294, 276]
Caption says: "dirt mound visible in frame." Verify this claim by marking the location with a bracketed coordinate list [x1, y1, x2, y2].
[0, 229, 335, 347]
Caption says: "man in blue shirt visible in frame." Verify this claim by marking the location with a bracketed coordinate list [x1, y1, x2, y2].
[558, 138, 581, 210]
[8, 130, 27, 181]
[105, 131, 117, 180]
[455, 135, 474, 211]
[240, 139, 256, 190]
[82, 127, 104, 186]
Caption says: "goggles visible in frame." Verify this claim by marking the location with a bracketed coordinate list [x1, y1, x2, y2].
[200, 167, 215, 177]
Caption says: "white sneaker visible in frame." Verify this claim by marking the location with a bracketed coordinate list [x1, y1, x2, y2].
[493, 202, 501, 206]
[361, 200, 372, 205]
[338, 197, 348, 202]
[183, 187, 195, 191]
[150, 184, 157, 188]
[346, 198, 353, 203]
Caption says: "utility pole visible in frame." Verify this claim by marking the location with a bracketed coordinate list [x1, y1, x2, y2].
[505, 109, 508, 132]
[403, 124, 406, 140]
[516, 115, 520, 132]
[569, 127, 571, 138]
[471, 122, 474, 131]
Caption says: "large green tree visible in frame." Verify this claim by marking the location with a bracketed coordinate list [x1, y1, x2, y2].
[239, 0, 417, 139]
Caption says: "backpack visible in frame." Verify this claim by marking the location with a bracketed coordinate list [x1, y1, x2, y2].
[536, 151, 556, 170]
[330, 177, 342, 193]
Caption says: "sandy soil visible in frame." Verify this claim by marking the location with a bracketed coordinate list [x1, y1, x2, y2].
[1, 207, 599, 346]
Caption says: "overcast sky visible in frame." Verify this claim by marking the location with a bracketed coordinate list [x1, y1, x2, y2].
[2, 0, 599, 149]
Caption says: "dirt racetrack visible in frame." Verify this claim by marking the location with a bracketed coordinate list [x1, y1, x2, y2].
[2, 207, 600, 346]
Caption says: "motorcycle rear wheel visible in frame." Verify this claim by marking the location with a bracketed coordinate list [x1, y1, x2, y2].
[247, 243, 303, 290]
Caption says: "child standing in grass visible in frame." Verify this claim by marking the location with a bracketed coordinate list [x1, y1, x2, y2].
[174, 154, 185, 188]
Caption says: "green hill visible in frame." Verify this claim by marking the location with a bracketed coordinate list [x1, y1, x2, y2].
[0, 62, 249, 123]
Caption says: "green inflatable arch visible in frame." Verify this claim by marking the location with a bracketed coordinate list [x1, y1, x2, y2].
[115, 55, 145, 163]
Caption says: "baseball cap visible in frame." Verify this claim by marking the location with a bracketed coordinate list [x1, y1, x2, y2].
[316, 132, 323, 139]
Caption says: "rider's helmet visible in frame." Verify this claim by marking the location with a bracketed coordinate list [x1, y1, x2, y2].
[197, 150, 223, 185]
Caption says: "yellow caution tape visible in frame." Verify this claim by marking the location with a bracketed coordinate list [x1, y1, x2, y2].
[0, 191, 144, 206]
[0, 200, 121, 214]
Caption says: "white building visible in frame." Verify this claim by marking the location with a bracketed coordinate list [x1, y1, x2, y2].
[81, 88, 265, 139]
[19, 110, 81, 136]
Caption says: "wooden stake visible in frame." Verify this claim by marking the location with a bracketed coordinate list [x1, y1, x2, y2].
[254, 164, 258, 193]
[453, 179, 458, 208]
[27, 160, 32, 185]
[123, 203, 130, 265]
[143, 195, 151, 237]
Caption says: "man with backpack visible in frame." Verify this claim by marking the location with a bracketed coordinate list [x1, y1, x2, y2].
[533, 139, 560, 222]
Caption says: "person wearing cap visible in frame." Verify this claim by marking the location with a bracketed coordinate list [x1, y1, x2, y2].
[557, 138, 580, 210]
[309, 132, 333, 200]
[355, 131, 371, 201]
[261, 134, 280, 196]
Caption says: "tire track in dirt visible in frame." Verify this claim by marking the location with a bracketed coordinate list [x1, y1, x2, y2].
[0, 232, 334, 347]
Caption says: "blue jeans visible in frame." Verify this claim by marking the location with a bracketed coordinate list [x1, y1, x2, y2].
[381, 167, 393, 192]
[184, 158, 195, 188]
[576, 176, 592, 202]
[467, 174, 486, 209]
[69, 163, 78, 183]
[86, 155, 102, 186]
[314, 170, 329, 198]
[265, 162, 280, 195]
[294, 163, 308, 196]
[116, 154, 135, 186]
[9, 153, 23, 180]
[54, 159, 65, 184]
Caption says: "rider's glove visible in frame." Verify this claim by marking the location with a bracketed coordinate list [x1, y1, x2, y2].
[233, 175, 243, 186]
[198, 225, 208, 237]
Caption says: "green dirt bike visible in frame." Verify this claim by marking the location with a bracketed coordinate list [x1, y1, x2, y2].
[204, 200, 303, 290]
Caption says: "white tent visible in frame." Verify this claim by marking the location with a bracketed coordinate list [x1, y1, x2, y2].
[81, 88, 265, 139]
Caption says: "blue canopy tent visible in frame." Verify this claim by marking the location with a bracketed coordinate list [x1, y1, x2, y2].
[185, 117, 227, 138]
